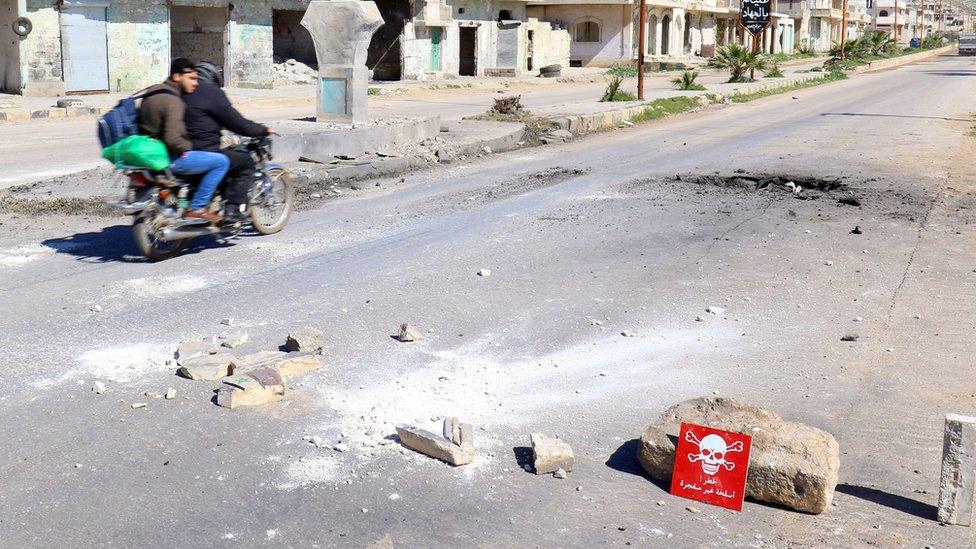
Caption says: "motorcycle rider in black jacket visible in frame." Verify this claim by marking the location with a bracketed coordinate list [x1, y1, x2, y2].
[183, 61, 274, 221]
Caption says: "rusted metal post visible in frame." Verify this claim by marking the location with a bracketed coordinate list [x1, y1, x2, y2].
[840, 0, 849, 59]
[638, 0, 647, 100]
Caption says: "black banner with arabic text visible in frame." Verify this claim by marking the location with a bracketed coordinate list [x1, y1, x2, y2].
[740, 0, 771, 35]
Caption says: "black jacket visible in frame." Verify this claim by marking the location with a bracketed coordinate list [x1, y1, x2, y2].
[183, 80, 267, 152]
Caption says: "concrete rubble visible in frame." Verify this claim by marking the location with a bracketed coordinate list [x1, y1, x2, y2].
[216, 367, 286, 409]
[531, 433, 575, 475]
[636, 397, 840, 514]
[274, 59, 318, 85]
[284, 327, 326, 353]
[938, 413, 976, 526]
[177, 352, 237, 381]
[396, 417, 475, 466]
[220, 332, 249, 349]
[396, 323, 423, 343]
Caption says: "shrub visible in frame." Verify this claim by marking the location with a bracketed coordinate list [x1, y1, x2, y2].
[671, 70, 706, 90]
[764, 62, 785, 78]
[601, 75, 637, 101]
[708, 44, 769, 82]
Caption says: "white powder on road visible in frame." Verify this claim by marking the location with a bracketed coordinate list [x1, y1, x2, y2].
[0, 244, 54, 267]
[79, 344, 172, 383]
[275, 453, 342, 490]
[115, 275, 210, 297]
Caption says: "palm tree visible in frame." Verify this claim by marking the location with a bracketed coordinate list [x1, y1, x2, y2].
[708, 44, 769, 82]
[671, 70, 703, 90]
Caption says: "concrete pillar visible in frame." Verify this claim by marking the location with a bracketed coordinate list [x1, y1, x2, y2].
[301, 0, 383, 123]
[939, 414, 976, 526]
[654, 16, 663, 55]
[774, 23, 783, 54]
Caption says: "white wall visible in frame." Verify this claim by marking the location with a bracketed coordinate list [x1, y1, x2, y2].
[527, 4, 631, 66]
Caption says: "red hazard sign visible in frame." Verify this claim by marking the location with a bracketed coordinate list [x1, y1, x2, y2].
[670, 423, 752, 512]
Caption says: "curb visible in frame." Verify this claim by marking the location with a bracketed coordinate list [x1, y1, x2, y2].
[853, 45, 953, 73]
[0, 106, 108, 122]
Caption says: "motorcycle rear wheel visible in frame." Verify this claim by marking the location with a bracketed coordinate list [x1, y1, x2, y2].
[133, 214, 189, 261]
[249, 169, 294, 235]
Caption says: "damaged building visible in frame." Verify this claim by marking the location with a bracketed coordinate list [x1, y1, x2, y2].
[1, 0, 568, 96]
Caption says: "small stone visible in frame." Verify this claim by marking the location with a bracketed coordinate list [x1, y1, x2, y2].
[553, 468, 568, 479]
[309, 435, 325, 447]
[695, 316, 705, 322]
[131, 403, 147, 409]
[656, 500, 666, 506]
[396, 323, 424, 343]
[334, 443, 350, 453]
[92, 381, 106, 395]
[221, 332, 249, 349]
[531, 433, 575, 474]
[686, 506, 701, 514]
[851, 226, 863, 235]
[853, 317, 862, 322]
[74, 463, 83, 469]
[576, 486, 583, 491]
[706, 306, 725, 315]
[389, 493, 400, 500]
[90, 304, 102, 313]
[284, 327, 326, 353]
[824, 260, 834, 266]
[841, 334, 859, 342]
[361, 508, 368, 513]
[477, 269, 492, 277]
[914, 314, 922, 319]
[220, 318, 234, 326]
[165, 388, 176, 400]
[621, 330, 637, 338]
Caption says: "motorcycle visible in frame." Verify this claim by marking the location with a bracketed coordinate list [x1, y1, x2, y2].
[114, 136, 294, 260]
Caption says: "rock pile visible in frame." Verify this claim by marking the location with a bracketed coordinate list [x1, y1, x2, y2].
[274, 59, 318, 85]
[175, 326, 325, 409]
[636, 397, 840, 514]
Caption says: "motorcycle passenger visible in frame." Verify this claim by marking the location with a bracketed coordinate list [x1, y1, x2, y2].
[183, 61, 275, 222]
[138, 57, 229, 224]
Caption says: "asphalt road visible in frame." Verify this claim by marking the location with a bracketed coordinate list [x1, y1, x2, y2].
[1, 54, 976, 547]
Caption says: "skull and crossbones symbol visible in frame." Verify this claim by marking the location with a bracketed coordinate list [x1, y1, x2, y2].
[686, 431, 744, 475]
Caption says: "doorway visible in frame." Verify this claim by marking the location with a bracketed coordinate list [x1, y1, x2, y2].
[60, 2, 109, 93]
[272, 10, 316, 66]
[661, 15, 671, 55]
[429, 27, 443, 71]
[170, 6, 228, 75]
[367, 0, 409, 80]
[526, 30, 534, 71]
[459, 26, 477, 76]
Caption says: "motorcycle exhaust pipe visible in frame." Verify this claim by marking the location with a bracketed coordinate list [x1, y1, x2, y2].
[159, 225, 221, 242]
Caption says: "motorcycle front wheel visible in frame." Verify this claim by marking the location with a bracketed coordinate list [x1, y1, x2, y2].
[132, 214, 189, 261]
[249, 168, 295, 235]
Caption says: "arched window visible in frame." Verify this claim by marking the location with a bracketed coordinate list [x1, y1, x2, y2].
[879, 9, 889, 16]
[575, 19, 601, 42]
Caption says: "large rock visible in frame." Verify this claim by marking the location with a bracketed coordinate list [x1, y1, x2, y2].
[531, 433, 574, 475]
[636, 397, 840, 514]
[216, 367, 285, 409]
[284, 327, 325, 353]
[396, 417, 474, 466]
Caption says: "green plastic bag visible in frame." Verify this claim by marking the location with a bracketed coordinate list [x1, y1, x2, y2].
[101, 135, 171, 171]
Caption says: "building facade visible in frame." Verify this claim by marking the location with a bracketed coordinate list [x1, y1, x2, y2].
[1, 0, 569, 96]
[527, 0, 795, 68]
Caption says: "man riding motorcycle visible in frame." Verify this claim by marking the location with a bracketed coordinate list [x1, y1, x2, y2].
[138, 58, 229, 224]
[183, 61, 275, 222]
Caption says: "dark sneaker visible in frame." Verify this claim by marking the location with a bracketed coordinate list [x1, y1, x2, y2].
[223, 204, 247, 223]
[184, 208, 223, 224]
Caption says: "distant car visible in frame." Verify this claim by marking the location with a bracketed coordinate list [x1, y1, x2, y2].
[960, 32, 976, 56]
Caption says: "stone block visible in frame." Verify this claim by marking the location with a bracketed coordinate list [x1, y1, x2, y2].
[216, 367, 285, 409]
[396, 323, 423, 342]
[396, 417, 474, 466]
[176, 338, 219, 365]
[273, 352, 325, 377]
[284, 327, 325, 353]
[938, 413, 976, 525]
[177, 352, 237, 381]
[531, 433, 574, 475]
[221, 331, 249, 349]
[636, 397, 840, 514]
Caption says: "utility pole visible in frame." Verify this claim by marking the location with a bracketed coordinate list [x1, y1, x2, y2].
[638, 0, 647, 100]
[840, 0, 850, 59]
[894, 0, 899, 44]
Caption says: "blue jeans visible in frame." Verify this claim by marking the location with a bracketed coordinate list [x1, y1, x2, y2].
[170, 151, 230, 210]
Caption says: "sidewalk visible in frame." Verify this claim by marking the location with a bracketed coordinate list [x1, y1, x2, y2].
[0, 67, 608, 123]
